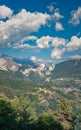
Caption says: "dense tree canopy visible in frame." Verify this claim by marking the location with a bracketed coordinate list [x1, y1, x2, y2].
[0, 99, 17, 130]
[0, 93, 81, 130]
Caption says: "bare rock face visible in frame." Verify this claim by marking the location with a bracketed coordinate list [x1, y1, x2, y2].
[0, 58, 20, 71]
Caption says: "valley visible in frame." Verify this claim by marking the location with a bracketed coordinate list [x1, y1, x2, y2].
[0, 56, 81, 129]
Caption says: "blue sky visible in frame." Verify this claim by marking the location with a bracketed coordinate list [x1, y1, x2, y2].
[0, 0, 81, 63]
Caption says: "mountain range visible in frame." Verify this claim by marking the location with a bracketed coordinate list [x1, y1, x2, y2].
[0, 56, 81, 82]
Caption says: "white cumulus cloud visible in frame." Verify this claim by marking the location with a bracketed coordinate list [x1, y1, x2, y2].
[52, 11, 64, 21]
[66, 36, 81, 51]
[50, 9, 64, 31]
[21, 35, 37, 44]
[69, 6, 81, 25]
[0, 5, 13, 19]
[55, 22, 64, 31]
[30, 56, 53, 65]
[51, 48, 65, 59]
[52, 37, 67, 47]
[30, 56, 37, 62]
[36, 35, 53, 48]
[0, 9, 50, 47]
[50, 37, 67, 59]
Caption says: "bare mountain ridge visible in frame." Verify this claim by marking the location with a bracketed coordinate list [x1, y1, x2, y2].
[0, 58, 19, 71]
[0, 57, 81, 81]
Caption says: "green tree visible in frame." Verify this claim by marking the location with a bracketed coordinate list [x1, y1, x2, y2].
[36, 113, 64, 130]
[73, 105, 81, 130]
[54, 98, 74, 130]
[11, 97, 36, 129]
[0, 99, 17, 130]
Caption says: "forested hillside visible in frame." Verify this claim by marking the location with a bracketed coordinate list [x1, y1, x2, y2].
[0, 93, 81, 130]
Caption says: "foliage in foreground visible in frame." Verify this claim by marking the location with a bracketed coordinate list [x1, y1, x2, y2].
[0, 93, 81, 130]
